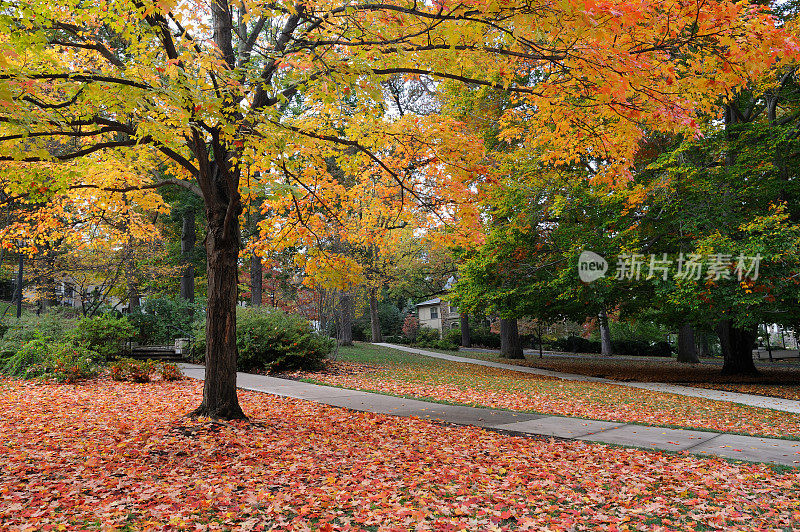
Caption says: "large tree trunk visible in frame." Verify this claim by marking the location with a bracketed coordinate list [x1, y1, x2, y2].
[717, 319, 758, 375]
[598, 309, 613, 356]
[339, 292, 353, 346]
[250, 254, 262, 307]
[677, 323, 699, 363]
[460, 312, 471, 348]
[500, 318, 524, 359]
[368, 287, 382, 342]
[180, 209, 196, 302]
[190, 160, 247, 420]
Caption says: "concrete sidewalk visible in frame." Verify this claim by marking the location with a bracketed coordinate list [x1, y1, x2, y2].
[376, 343, 800, 414]
[180, 364, 800, 467]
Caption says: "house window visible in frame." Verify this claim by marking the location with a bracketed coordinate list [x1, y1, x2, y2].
[429, 306, 438, 319]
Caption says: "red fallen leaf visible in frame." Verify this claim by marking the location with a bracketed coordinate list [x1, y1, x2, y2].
[1, 377, 799, 531]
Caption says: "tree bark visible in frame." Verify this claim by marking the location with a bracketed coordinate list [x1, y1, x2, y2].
[250, 254, 262, 307]
[697, 331, 710, 358]
[598, 309, 613, 356]
[15, 252, 23, 319]
[180, 209, 196, 302]
[368, 287, 382, 342]
[717, 319, 758, 375]
[677, 323, 699, 363]
[339, 292, 353, 346]
[190, 158, 247, 420]
[460, 312, 471, 348]
[500, 318, 524, 359]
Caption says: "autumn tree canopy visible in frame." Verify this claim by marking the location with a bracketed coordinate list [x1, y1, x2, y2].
[0, 0, 795, 418]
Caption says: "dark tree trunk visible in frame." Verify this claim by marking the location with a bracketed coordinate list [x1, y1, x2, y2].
[339, 292, 353, 346]
[250, 254, 262, 307]
[460, 312, 471, 348]
[368, 287, 382, 342]
[677, 323, 699, 363]
[15, 253, 23, 318]
[500, 318, 524, 359]
[190, 157, 247, 420]
[717, 319, 758, 375]
[180, 209, 196, 302]
[598, 309, 613, 356]
[697, 330, 710, 357]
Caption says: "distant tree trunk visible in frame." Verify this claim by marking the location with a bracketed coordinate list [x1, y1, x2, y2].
[180, 209, 196, 302]
[717, 319, 758, 375]
[250, 254, 262, 307]
[598, 309, 613, 356]
[129, 291, 141, 311]
[677, 323, 699, 363]
[460, 312, 471, 348]
[15, 253, 23, 318]
[500, 318, 524, 359]
[339, 292, 353, 346]
[697, 331, 710, 358]
[368, 287, 382, 342]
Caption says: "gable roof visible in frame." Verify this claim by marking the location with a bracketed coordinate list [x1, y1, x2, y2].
[415, 298, 441, 307]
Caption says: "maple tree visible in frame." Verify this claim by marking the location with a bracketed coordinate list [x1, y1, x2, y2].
[0, 0, 795, 418]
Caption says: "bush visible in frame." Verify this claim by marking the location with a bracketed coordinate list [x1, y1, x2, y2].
[47, 343, 100, 383]
[159, 362, 183, 381]
[553, 336, 602, 354]
[192, 307, 334, 373]
[401, 315, 419, 342]
[0, 311, 76, 357]
[73, 314, 136, 361]
[127, 297, 203, 345]
[470, 327, 501, 349]
[1, 334, 99, 383]
[109, 358, 163, 382]
[611, 339, 651, 357]
[445, 328, 463, 347]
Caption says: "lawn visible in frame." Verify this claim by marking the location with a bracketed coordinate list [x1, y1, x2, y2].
[298, 344, 800, 439]
[2, 376, 800, 531]
[454, 349, 800, 401]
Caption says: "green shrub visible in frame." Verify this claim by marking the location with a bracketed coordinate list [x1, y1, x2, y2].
[73, 314, 136, 361]
[127, 297, 204, 345]
[413, 327, 440, 345]
[1, 334, 99, 383]
[553, 336, 602, 353]
[470, 327, 501, 349]
[2, 333, 51, 379]
[192, 307, 334, 373]
[444, 328, 463, 347]
[47, 343, 99, 383]
[0, 311, 76, 357]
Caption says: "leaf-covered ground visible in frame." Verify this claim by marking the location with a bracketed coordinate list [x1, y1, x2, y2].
[2, 378, 800, 531]
[302, 346, 800, 439]
[456, 350, 800, 401]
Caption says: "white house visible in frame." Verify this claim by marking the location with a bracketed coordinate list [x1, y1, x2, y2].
[416, 297, 460, 336]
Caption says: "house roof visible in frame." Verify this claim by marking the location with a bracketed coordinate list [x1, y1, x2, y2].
[415, 298, 441, 307]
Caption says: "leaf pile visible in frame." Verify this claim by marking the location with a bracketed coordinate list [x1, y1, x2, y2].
[2, 378, 800, 530]
[303, 361, 800, 439]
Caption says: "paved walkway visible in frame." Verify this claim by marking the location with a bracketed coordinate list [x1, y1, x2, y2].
[376, 343, 800, 414]
[180, 364, 800, 467]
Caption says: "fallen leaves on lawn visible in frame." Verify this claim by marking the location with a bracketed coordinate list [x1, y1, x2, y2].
[1, 377, 800, 531]
[302, 362, 800, 439]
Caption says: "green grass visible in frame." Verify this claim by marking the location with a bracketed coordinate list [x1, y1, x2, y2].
[332, 342, 441, 366]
